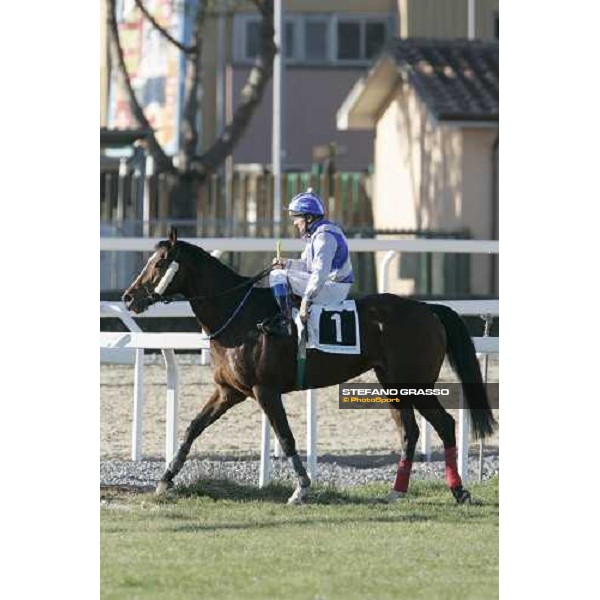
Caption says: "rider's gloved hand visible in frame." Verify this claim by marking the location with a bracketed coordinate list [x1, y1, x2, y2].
[299, 297, 311, 323]
[272, 257, 287, 269]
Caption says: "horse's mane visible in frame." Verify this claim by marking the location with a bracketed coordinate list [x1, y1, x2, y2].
[173, 239, 248, 282]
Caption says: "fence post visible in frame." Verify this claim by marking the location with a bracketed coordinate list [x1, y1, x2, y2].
[320, 173, 329, 212]
[259, 413, 271, 488]
[102, 172, 112, 222]
[457, 392, 470, 484]
[420, 417, 432, 461]
[307, 389, 318, 482]
[132, 145, 146, 235]
[359, 173, 368, 227]
[116, 158, 127, 225]
[158, 173, 169, 235]
[163, 349, 179, 465]
[478, 314, 493, 481]
[211, 173, 220, 237]
[132, 349, 145, 461]
[143, 155, 154, 238]
[378, 250, 397, 294]
[240, 173, 248, 237]
[105, 303, 146, 461]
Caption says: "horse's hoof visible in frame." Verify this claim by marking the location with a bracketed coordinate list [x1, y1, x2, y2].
[155, 480, 173, 495]
[388, 490, 407, 503]
[452, 486, 471, 505]
[287, 486, 308, 505]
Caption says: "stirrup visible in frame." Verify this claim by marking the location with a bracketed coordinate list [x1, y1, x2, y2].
[257, 315, 292, 337]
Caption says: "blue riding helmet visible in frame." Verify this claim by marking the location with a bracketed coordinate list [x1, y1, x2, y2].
[287, 190, 325, 217]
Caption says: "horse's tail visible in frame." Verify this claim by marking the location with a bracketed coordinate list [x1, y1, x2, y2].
[429, 304, 497, 439]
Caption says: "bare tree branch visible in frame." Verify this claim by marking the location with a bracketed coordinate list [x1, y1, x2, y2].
[107, 0, 175, 173]
[178, 2, 205, 172]
[133, 0, 197, 54]
[191, 0, 276, 176]
[106, 0, 275, 185]
[251, 0, 268, 14]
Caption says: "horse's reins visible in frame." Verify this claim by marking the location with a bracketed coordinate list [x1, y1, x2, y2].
[147, 260, 278, 340]
[156, 264, 276, 303]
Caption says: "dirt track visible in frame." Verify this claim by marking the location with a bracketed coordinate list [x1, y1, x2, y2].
[101, 357, 499, 460]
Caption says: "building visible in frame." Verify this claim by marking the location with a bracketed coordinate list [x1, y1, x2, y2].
[228, 0, 397, 171]
[337, 1, 499, 296]
[229, 0, 499, 171]
[397, 0, 498, 41]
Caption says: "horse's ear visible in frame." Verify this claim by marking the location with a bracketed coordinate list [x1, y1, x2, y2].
[168, 226, 178, 246]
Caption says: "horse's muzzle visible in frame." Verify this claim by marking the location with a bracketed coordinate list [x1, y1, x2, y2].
[122, 292, 151, 314]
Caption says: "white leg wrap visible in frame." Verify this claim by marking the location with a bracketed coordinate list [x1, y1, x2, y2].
[287, 485, 309, 505]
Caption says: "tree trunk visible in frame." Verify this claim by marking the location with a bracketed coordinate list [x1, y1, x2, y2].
[107, 0, 276, 224]
[168, 174, 199, 223]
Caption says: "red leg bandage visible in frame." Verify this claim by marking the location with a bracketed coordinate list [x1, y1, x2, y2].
[393, 459, 413, 493]
[444, 447, 462, 489]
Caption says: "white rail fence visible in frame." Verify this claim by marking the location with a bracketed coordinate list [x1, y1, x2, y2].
[100, 237, 499, 253]
[100, 238, 499, 486]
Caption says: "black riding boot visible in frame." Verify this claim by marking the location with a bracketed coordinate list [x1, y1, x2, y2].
[258, 291, 293, 337]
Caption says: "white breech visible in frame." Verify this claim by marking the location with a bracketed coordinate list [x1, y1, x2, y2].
[269, 269, 351, 305]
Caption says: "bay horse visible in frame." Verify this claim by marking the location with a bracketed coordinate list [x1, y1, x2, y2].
[122, 228, 496, 504]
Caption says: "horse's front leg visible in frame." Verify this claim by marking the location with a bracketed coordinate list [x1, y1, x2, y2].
[156, 386, 246, 494]
[253, 385, 310, 505]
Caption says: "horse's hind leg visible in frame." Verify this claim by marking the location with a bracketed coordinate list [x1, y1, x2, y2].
[416, 401, 471, 504]
[375, 368, 421, 500]
[388, 404, 420, 501]
[253, 385, 310, 505]
[156, 386, 246, 494]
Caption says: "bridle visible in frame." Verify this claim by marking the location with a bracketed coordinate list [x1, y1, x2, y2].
[136, 245, 184, 307]
[139, 246, 278, 339]
[155, 264, 277, 305]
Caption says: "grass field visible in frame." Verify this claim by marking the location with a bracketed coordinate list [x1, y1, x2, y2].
[101, 478, 498, 600]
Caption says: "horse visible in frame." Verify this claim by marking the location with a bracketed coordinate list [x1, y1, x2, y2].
[122, 228, 496, 504]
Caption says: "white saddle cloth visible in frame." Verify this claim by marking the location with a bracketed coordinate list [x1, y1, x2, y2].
[293, 300, 361, 355]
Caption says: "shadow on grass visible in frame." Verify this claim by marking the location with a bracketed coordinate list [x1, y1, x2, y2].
[175, 478, 372, 505]
[102, 478, 498, 534]
[165, 512, 433, 533]
[154, 480, 497, 532]
[102, 477, 498, 509]
[173, 477, 497, 509]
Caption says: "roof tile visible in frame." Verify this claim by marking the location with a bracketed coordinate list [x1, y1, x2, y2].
[387, 38, 498, 122]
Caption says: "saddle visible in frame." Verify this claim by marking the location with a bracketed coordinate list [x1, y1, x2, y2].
[258, 295, 360, 356]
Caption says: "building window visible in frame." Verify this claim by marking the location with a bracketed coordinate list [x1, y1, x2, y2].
[336, 18, 388, 62]
[236, 13, 392, 65]
[337, 21, 361, 60]
[365, 22, 386, 59]
[286, 21, 296, 59]
[243, 19, 297, 60]
[245, 20, 261, 59]
[305, 19, 329, 62]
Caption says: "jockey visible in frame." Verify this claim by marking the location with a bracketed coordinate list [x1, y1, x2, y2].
[259, 188, 354, 337]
